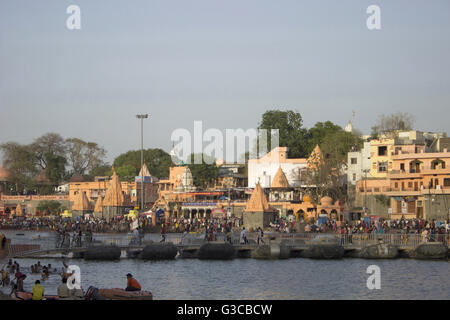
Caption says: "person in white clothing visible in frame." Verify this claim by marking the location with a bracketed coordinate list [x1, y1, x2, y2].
[240, 227, 247, 244]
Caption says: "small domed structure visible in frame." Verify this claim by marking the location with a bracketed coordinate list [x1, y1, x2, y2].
[320, 196, 333, 206]
[302, 195, 311, 203]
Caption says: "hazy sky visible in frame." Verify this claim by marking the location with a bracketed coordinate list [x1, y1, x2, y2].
[1, 0, 449, 163]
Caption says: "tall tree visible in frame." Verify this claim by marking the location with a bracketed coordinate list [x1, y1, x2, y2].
[44, 151, 67, 185]
[29, 133, 67, 170]
[108, 164, 137, 181]
[87, 164, 112, 180]
[302, 129, 362, 205]
[66, 138, 106, 175]
[371, 112, 415, 138]
[258, 110, 309, 158]
[306, 121, 343, 152]
[113, 148, 172, 178]
[0, 142, 38, 193]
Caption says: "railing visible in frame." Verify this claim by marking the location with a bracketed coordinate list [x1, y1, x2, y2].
[269, 233, 449, 249]
[4, 232, 449, 258]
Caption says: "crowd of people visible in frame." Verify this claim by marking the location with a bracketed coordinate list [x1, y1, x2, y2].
[1, 214, 449, 240]
[0, 216, 136, 233]
[303, 217, 449, 235]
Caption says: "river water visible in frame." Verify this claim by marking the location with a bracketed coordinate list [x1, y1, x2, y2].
[1, 231, 449, 300]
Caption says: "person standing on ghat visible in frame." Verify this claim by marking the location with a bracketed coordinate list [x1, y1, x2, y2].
[257, 227, 265, 245]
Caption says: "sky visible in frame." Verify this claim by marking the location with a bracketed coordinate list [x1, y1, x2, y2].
[0, 0, 449, 163]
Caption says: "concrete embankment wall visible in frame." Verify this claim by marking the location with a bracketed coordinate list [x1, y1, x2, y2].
[10, 242, 449, 261]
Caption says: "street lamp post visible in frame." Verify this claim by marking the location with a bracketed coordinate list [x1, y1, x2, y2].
[362, 169, 370, 216]
[136, 114, 149, 212]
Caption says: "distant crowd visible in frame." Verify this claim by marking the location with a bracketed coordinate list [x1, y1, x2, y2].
[304, 217, 449, 238]
[1, 215, 449, 237]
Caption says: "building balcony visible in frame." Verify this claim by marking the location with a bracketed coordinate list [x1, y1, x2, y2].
[421, 167, 450, 175]
[389, 171, 422, 179]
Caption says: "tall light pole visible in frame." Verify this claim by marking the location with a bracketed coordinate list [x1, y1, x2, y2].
[136, 114, 149, 211]
[363, 169, 370, 216]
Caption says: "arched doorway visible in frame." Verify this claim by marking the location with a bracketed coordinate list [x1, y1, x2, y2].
[431, 159, 446, 170]
[296, 209, 305, 222]
[183, 209, 190, 219]
[286, 209, 294, 222]
[409, 160, 423, 173]
[198, 209, 205, 219]
[205, 209, 212, 219]
[191, 209, 198, 219]
[330, 209, 338, 220]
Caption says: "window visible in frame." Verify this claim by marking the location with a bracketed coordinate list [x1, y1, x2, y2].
[374, 188, 380, 192]
[352, 173, 356, 181]
[378, 161, 388, 172]
[394, 182, 398, 188]
[444, 178, 450, 187]
[400, 163, 405, 171]
[351, 158, 357, 164]
[378, 146, 387, 156]
[408, 182, 413, 188]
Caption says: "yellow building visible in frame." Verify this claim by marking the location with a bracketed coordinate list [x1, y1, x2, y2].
[69, 178, 135, 205]
[369, 138, 396, 178]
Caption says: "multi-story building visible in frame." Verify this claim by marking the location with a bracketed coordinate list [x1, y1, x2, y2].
[367, 131, 439, 178]
[247, 146, 308, 188]
[215, 161, 247, 188]
[347, 142, 371, 185]
[387, 149, 450, 220]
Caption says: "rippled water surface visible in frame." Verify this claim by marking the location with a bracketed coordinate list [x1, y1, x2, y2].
[2, 231, 449, 299]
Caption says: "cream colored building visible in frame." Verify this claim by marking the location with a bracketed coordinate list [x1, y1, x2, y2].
[248, 147, 307, 188]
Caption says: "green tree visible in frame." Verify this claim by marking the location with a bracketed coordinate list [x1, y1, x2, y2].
[113, 148, 172, 178]
[36, 200, 63, 215]
[320, 130, 362, 165]
[187, 153, 219, 189]
[302, 129, 362, 205]
[115, 164, 137, 180]
[371, 112, 415, 138]
[29, 133, 67, 170]
[258, 110, 309, 158]
[44, 152, 67, 185]
[0, 142, 38, 193]
[87, 164, 112, 180]
[306, 121, 343, 152]
[66, 138, 106, 175]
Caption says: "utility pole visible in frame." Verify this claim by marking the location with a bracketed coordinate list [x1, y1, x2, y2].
[363, 169, 369, 216]
[136, 114, 149, 212]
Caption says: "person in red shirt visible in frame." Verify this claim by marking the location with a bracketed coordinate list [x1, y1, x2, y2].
[125, 273, 141, 291]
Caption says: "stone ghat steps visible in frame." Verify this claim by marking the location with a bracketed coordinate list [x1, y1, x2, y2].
[10, 242, 449, 261]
